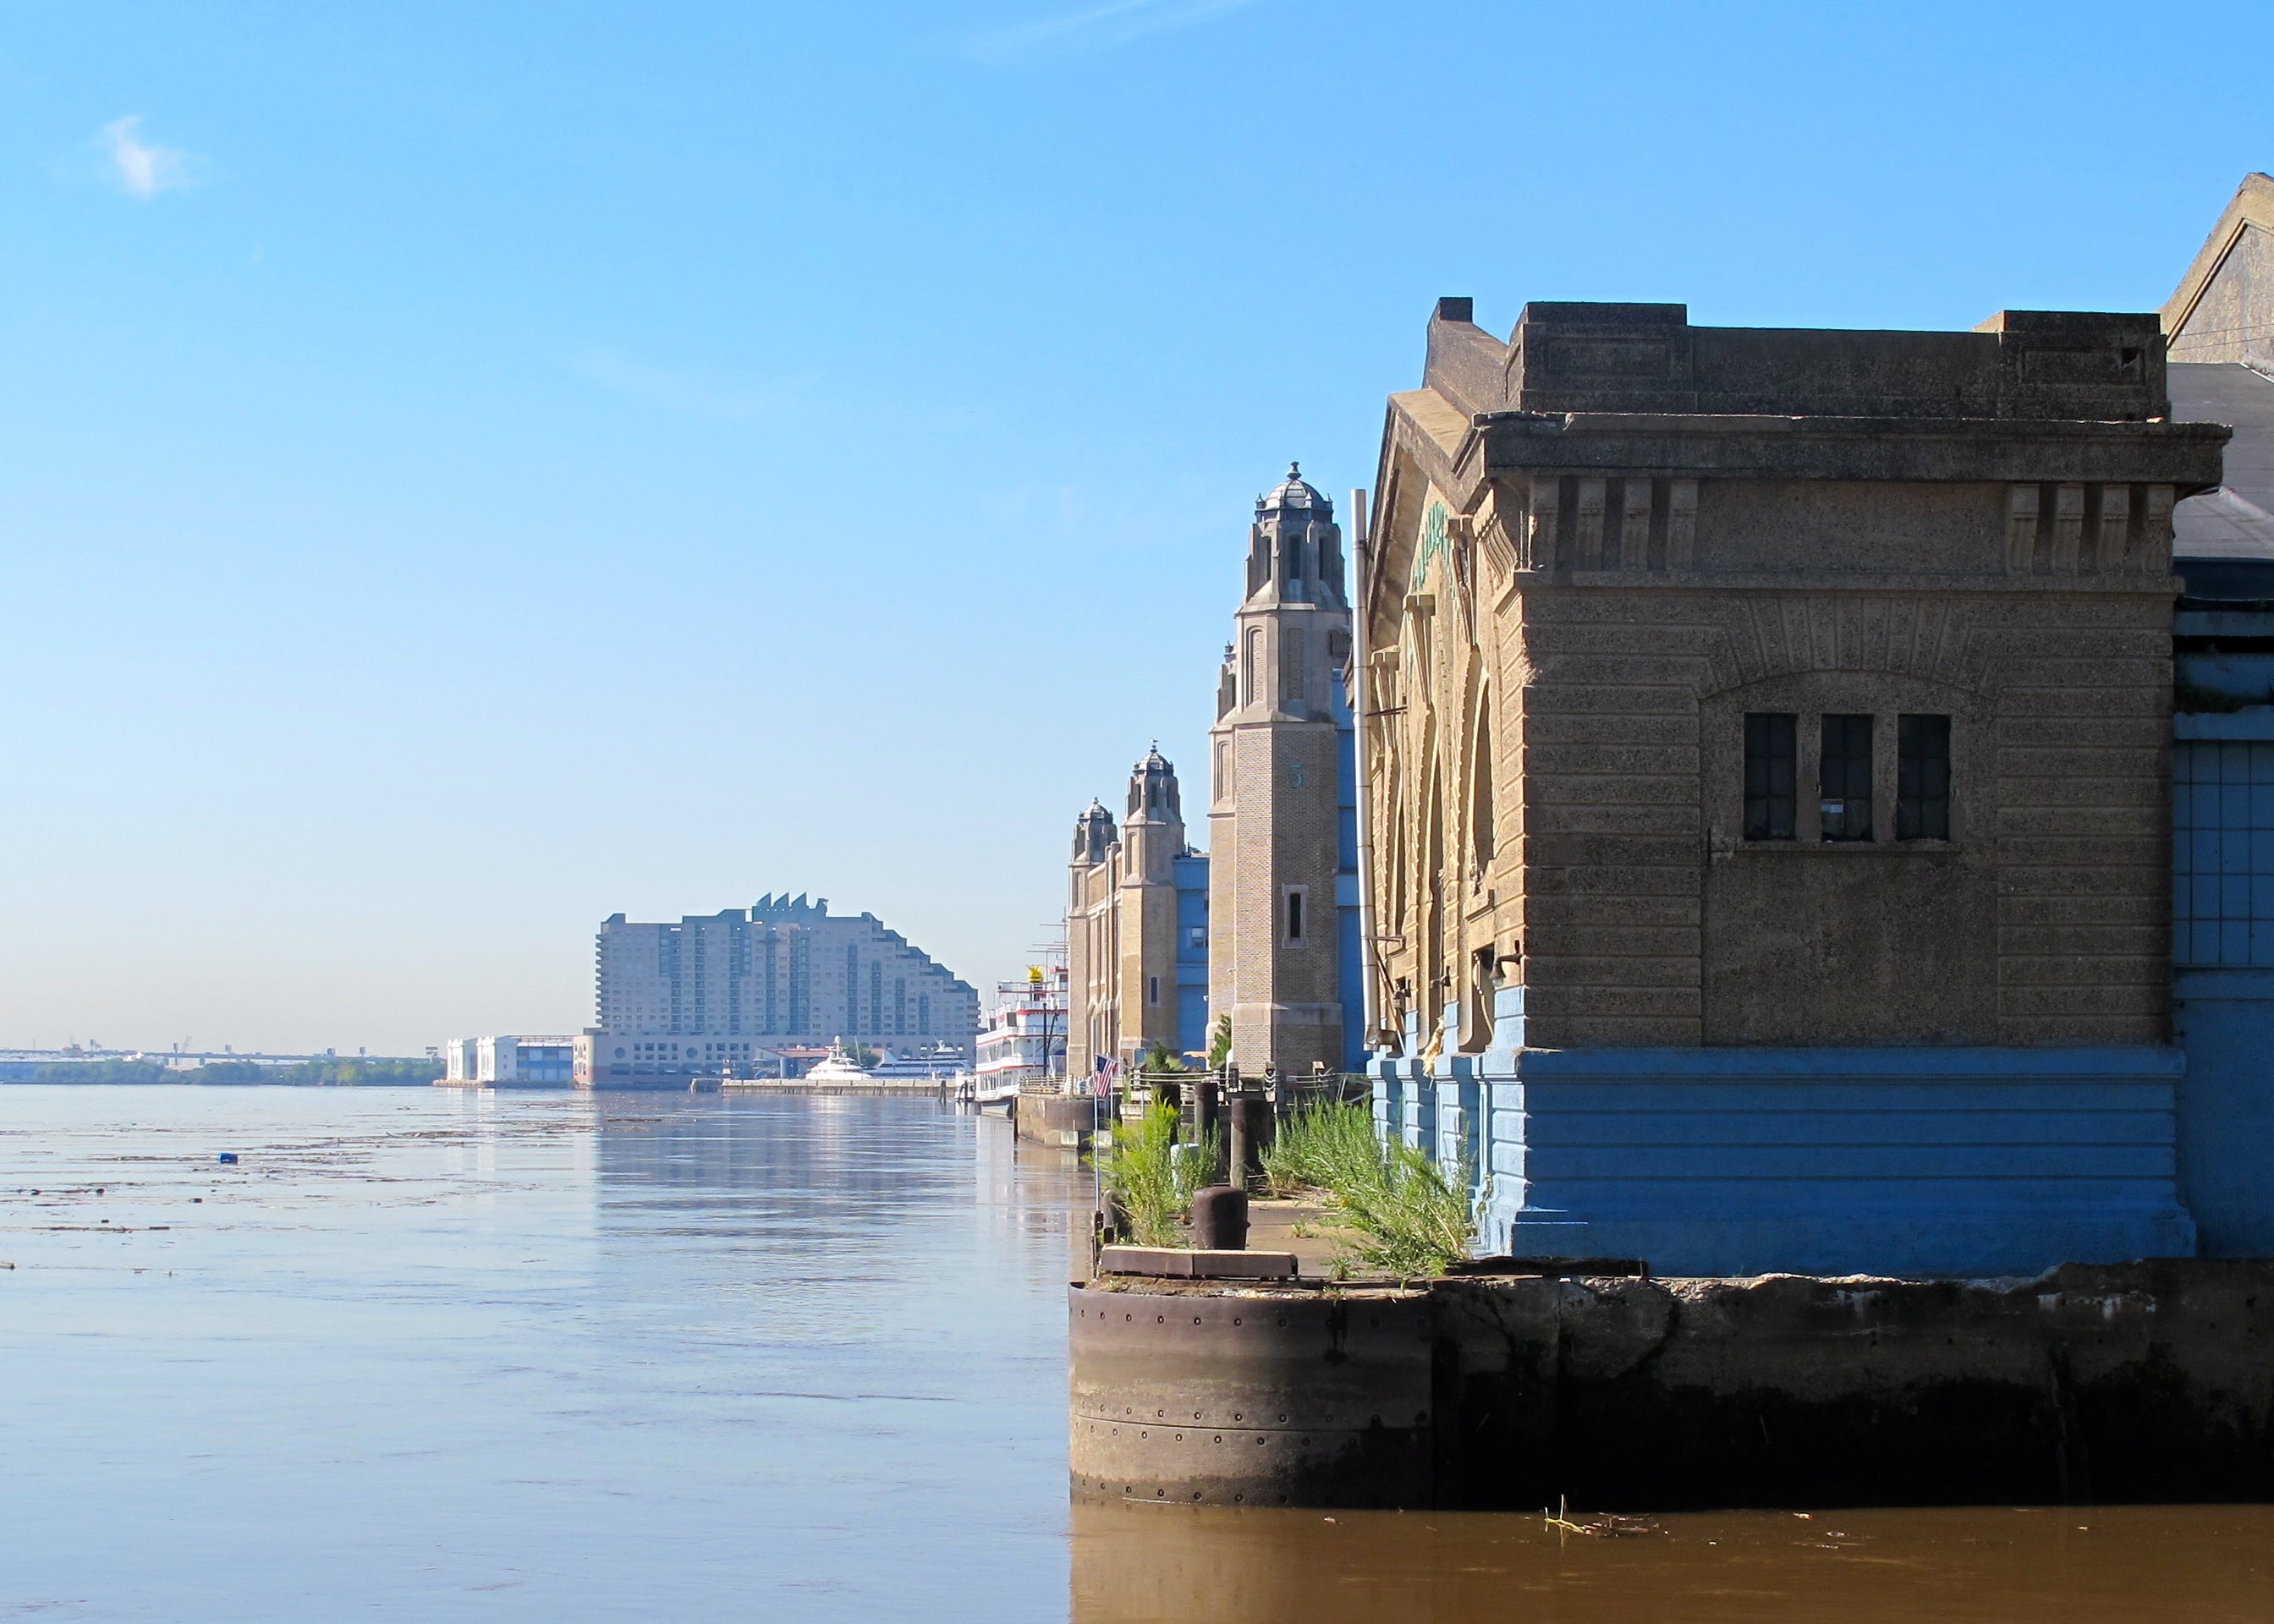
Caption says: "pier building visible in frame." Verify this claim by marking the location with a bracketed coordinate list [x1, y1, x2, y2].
[1362, 294, 2226, 1277]
[1063, 471, 1366, 1081]
[1206, 469, 1365, 1077]
[2162, 173, 2274, 1258]
[578, 895, 977, 1087]
[1067, 750, 1211, 1074]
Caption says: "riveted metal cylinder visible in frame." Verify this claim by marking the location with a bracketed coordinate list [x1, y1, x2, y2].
[1189, 1185, 1249, 1251]
[1068, 1281, 1433, 1509]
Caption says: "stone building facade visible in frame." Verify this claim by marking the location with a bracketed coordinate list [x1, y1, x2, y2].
[1365, 297, 2227, 1276]
[577, 894, 977, 1086]
[1066, 749, 1210, 1075]
[1207, 468, 1363, 1076]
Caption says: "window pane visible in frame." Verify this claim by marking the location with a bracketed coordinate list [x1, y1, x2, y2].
[1820, 714, 1874, 842]
[1898, 714, 1952, 840]
[1744, 713, 1796, 840]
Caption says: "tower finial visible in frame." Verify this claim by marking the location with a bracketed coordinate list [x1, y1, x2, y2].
[1288, 461, 1300, 480]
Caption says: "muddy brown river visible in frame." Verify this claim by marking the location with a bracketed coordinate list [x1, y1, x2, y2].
[3, 1087, 2268, 1621]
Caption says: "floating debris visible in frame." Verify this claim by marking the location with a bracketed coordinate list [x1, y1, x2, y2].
[1545, 1496, 1661, 1538]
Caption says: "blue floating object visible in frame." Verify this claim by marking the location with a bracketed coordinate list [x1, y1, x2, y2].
[216, 1152, 239, 1165]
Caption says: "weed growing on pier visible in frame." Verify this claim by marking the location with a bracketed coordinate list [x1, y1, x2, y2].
[1101, 1103, 1223, 1247]
[1261, 1100, 1383, 1199]
[1331, 1139, 1479, 1281]
[1261, 1103, 1480, 1279]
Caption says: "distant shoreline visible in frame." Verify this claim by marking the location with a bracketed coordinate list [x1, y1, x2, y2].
[1, 1059, 443, 1088]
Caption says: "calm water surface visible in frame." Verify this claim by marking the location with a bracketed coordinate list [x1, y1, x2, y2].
[3, 1086, 2271, 1623]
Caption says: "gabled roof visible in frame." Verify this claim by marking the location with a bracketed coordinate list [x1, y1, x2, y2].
[2162, 173, 2274, 343]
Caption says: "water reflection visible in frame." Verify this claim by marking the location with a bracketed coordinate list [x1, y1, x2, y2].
[0, 1089, 1094, 1623]
[1070, 1501, 2274, 1622]
[585, 1092, 1092, 1281]
[8, 1088, 2273, 1623]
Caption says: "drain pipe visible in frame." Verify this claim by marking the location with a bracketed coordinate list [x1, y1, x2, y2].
[1348, 486, 1378, 1051]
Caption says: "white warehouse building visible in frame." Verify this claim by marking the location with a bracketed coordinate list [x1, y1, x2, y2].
[439, 1035, 576, 1087]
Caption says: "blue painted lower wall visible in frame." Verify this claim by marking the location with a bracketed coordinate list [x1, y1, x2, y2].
[2171, 727, 2274, 1259]
[1374, 1021, 2197, 1278]
[2174, 967, 2274, 1257]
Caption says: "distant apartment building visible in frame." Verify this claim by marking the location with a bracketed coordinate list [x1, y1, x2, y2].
[439, 1035, 575, 1086]
[576, 894, 979, 1087]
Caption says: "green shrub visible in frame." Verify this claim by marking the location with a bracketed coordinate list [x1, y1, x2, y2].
[1260, 1100, 1382, 1199]
[1258, 1100, 1481, 1279]
[1102, 1101, 1223, 1247]
[1329, 1138, 1480, 1281]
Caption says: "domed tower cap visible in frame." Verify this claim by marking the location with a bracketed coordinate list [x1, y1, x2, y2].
[1073, 798, 1118, 861]
[1257, 462, 1332, 516]
[1127, 743, 1181, 822]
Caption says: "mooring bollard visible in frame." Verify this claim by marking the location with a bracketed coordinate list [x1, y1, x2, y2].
[1227, 1095, 1272, 1189]
[1189, 1183, 1249, 1251]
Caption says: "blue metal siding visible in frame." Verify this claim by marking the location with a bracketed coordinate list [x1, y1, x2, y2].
[1494, 1048, 2194, 1276]
[2174, 739, 2274, 967]
[1173, 853, 1210, 1056]
[2172, 729, 2274, 1254]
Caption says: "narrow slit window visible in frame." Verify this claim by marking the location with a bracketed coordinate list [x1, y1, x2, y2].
[1819, 714, 1874, 842]
[1283, 886, 1307, 947]
[1898, 714, 1952, 840]
[1743, 713, 1796, 840]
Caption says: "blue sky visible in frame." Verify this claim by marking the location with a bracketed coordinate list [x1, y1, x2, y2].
[0, 0, 2266, 1054]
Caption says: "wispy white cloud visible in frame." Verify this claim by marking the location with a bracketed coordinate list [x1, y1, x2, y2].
[573, 349, 804, 420]
[965, 0, 1261, 64]
[101, 116, 194, 200]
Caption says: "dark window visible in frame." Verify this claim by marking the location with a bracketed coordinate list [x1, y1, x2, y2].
[1471, 695, 1496, 865]
[1898, 714, 1952, 840]
[1743, 713, 1796, 840]
[1820, 714, 1874, 841]
[1284, 887, 1305, 945]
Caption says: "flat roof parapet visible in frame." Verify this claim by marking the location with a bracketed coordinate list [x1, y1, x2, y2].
[1424, 299, 2172, 424]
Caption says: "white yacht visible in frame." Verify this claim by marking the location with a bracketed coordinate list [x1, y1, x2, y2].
[868, 1044, 962, 1083]
[799, 1041, 874, 1088]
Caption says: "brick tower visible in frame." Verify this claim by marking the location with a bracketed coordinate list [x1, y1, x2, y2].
[1207, 465, 1354, 1075]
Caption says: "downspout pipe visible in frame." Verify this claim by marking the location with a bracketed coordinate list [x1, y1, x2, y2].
[1348, 486, 1378, 1052]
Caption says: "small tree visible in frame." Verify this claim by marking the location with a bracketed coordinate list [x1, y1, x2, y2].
[1206, 1013, 1233, 1070]
[1140, 1036, 1184, 1075]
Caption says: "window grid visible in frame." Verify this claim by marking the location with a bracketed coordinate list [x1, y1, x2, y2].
[1898, 714, 1952, 841]
[1819, 713, 1874, 842]
[2174, 740, 2274, 967]
[1743, 712, 1796, 841]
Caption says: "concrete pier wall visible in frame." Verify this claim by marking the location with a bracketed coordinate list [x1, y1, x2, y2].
[1070, 1260, 2274, 1511]
[1017, 1092, 1107, 1149]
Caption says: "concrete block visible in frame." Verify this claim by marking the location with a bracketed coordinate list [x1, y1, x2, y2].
[1097, 1247, 1299, 1280]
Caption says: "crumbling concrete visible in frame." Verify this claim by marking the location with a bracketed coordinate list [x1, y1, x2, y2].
[1071, 1260, 2274, 1510]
